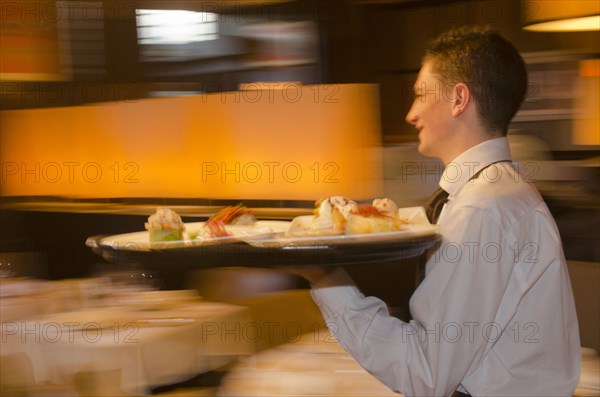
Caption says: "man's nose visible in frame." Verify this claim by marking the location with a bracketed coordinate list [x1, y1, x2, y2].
[405, 106, 417, 125]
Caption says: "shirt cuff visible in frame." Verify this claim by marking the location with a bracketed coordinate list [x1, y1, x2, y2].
[310, 266, 355, 289]
[310, 267, 363, 320]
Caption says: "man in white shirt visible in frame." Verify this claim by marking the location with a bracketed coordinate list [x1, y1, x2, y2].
[293, 26, 581, 396]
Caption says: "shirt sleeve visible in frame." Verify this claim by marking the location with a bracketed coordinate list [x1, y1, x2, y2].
[311, 268, 433, 395]
[310, 205, 516, 396]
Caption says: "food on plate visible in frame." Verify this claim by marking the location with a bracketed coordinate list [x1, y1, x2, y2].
[204, 204, 256, 238]
[288, 196, 408, 236]
[311, 196, 356, 234]
[345, 204, 403, 235]
[208, 204, 256, 225]
[372, 198, 398, 217]
[145, 207, 185, 242]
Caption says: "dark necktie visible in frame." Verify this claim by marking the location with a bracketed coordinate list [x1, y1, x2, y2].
[425, 187, 449, 224]
[416, 187, 448, 287]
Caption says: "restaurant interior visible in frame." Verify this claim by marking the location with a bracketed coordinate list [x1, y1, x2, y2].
[1, 0, 599, 396]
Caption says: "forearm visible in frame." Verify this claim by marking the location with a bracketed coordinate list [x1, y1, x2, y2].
[310, 277, 434, 396]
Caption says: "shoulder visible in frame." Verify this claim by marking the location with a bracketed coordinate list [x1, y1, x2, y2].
[454, 163, 545, 227]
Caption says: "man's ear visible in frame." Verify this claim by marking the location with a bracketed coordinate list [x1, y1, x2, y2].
[451, 83, 471, 117]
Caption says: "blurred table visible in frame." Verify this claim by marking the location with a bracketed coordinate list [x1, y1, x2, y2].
[219, 331, 400, 396]
[219, 327, 599, 397]
[1, 279, 251, 395]
[576, 347, 600, 396]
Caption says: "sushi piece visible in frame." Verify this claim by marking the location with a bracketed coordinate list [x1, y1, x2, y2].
[145, 207, 185, 242]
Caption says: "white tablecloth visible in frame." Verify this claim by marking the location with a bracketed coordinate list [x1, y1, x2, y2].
[219, 331, 400, 396]
[575, 347, 600, 396]
[1, 281, 251, 395]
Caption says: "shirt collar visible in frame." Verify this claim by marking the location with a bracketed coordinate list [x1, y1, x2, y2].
[439, 137, 513, 197]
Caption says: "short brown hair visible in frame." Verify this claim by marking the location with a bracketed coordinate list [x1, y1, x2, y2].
[424, 26, 528, 135]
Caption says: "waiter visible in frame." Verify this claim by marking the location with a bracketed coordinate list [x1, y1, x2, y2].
[292, 26, 580, 397]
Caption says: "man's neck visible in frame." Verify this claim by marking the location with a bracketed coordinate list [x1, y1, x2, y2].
[441, 127, 503, 166]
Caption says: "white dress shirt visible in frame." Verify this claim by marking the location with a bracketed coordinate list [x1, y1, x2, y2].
[311, 137, 581, 396]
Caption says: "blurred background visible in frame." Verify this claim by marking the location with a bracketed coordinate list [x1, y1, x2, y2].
[0, 0, 599, 395]
[1, 0, 598, 278]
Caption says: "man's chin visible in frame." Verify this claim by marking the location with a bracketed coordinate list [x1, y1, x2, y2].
[417, 141, 428, 156]
[417, 143, 439, 160]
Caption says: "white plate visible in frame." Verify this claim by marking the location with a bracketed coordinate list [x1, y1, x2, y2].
[248, 207, 438, 247]
[90, 221, 291, 251]
[88, 207, 438, 251]
[248, 223, 438, 247]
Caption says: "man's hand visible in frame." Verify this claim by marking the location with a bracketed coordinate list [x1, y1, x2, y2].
[282, 266, 334, 284]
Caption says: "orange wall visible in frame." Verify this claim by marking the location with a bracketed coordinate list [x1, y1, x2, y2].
[0, 84, 384, 200]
